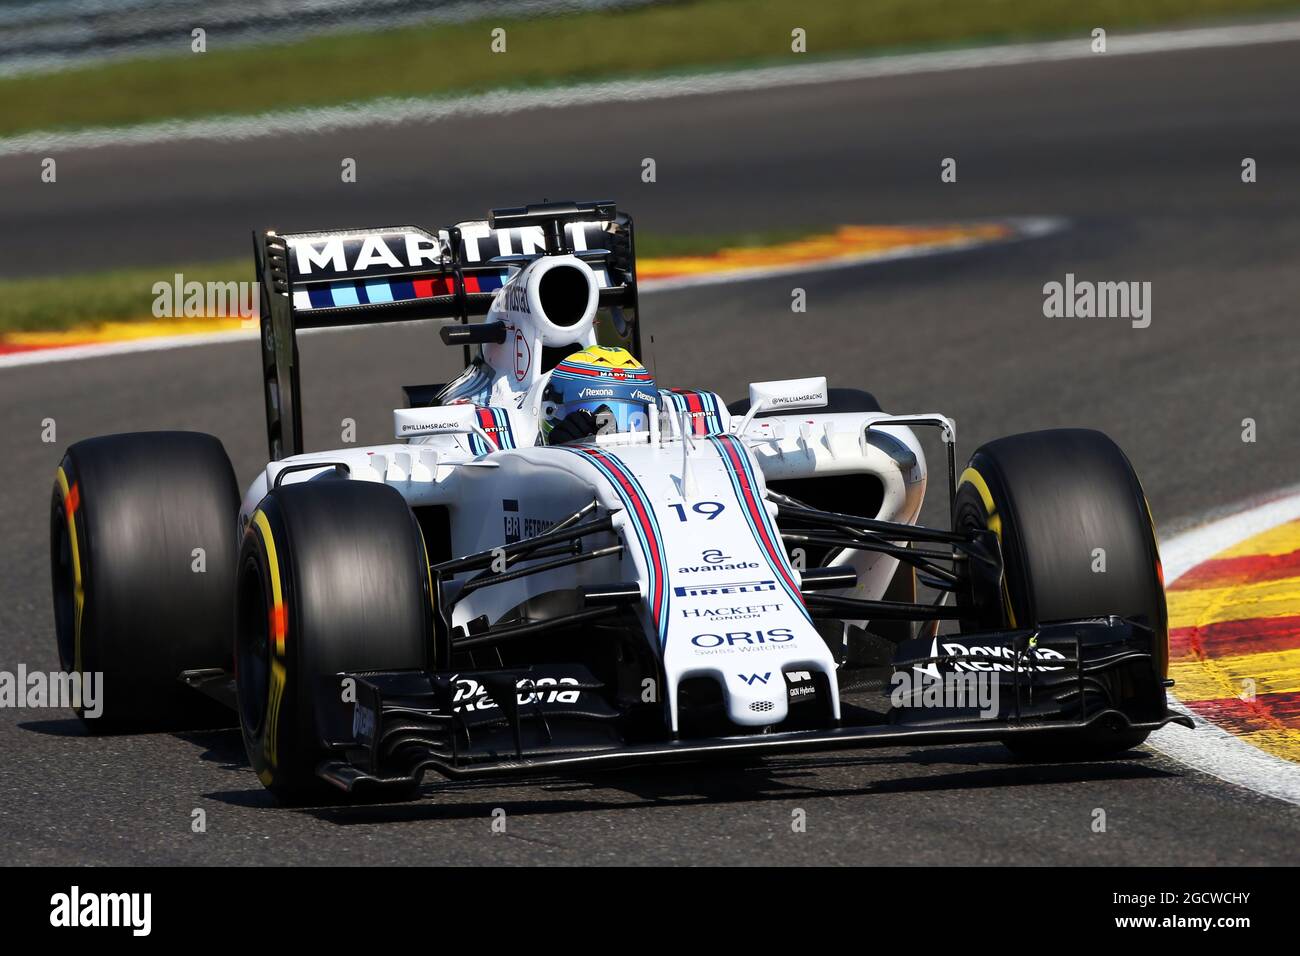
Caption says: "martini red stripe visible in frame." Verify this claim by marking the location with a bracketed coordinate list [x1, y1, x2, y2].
[476, 407, 497, 448]
[554, 363, 653, 380]
[684, 392, 706, 435]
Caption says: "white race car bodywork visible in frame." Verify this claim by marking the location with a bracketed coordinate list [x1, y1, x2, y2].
[239, 250, 946, 732]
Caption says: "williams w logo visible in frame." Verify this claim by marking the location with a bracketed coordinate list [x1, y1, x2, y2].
[739, 672, 771, 685]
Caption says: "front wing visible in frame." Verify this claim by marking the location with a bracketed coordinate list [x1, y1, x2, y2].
[310, 616, 1193, 794]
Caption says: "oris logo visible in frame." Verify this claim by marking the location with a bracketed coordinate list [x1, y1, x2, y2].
[691, 628, 794, 648]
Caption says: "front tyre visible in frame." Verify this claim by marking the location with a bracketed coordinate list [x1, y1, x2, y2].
[953, 428, 1167, 759]
[236, 480, 432, 803]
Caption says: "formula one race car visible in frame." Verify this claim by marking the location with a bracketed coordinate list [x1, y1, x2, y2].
[49, 200, 1191, 802]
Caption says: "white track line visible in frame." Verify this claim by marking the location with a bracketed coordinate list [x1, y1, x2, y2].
[1148, 486, 1300, 807]
[0, 216, 1061, 370]
[2, 19, 1300, 156]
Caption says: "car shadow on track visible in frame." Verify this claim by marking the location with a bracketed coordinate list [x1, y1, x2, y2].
[17, 718, 92, 737]
[197, 745, 1176, 825]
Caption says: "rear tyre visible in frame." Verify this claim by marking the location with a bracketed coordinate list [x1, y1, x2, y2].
[952, 429, 1167, 760]
[50, 432, 239, 730]
[236, 480, 432, 804]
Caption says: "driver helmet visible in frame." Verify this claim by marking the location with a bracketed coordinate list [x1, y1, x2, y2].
[541, 346, 656, 441]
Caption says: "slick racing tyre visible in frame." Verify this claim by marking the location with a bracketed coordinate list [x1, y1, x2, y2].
[952, 428, 1167, 759]
[49, 431, 240, 730]
[236, 479, 432, 804]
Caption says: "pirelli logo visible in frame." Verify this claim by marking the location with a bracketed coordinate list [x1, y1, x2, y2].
[673, 580, 778, 598]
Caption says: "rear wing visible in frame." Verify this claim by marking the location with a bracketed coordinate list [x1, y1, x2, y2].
[254, 201, 640, 460]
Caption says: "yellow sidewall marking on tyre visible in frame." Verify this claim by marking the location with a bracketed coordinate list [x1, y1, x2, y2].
[264, 659, 287, 772]
[250, 509, 287, 770]
[251, 509, 286, 657]
[957, 466, 1016, 627]
[55, 466, 85, 675]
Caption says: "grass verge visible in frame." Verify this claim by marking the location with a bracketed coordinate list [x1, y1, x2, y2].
[2, 0, 1296, 138]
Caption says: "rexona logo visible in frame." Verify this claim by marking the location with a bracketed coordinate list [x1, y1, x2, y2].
[452, 675, 581, 712]
[674, 579, 777, 598]
[578, 387, 615, 399]
[692, 628, 794, 648]
[934, 639, 1066, 673]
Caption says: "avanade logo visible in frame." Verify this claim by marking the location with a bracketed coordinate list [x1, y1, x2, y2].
[50, 886, 151, 936]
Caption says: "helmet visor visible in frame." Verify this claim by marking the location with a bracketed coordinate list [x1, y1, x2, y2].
[562, 398, 652, 437]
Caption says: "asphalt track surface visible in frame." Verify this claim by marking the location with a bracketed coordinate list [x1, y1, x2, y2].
[2, 38, 1300, 865]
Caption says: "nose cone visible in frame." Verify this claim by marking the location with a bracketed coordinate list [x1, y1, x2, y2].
[720, 669, 789, 726]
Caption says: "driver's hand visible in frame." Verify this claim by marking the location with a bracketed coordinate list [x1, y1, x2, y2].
[548, 409, 600, 445]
